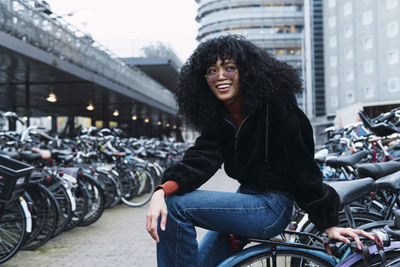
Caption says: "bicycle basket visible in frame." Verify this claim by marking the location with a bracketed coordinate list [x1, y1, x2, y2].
[0, 155, 34, 202]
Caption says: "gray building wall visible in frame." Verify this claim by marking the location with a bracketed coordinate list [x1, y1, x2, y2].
[324, 0, 400, 119]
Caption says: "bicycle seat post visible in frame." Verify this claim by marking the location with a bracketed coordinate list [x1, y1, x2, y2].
[344, 204, 356, 229]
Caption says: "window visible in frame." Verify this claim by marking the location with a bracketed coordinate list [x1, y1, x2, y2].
[330, 56, 338, 67]
[364, 60, 374, 74]
[329, 16, 336, 28]
[330, 76, 338, 87]
[330, 96, 339, 107]
[329, 36, 337, 48]
[345, 70, 354, 81]
[344, 25, 353, 38]
[329, 0, 336, 8]
[363, 36, 373, 50]
[363, 11, 373, 25]
[345, 47, 353, 59]
[387, 21, 399, 37]
[365, 86, 374, 98]
[388, 49, 399, 64]
[387, 0, 398, 9]
[388, 77, 399, 92]
[346, 91, 355, 103]
[344, 3, 352, 16]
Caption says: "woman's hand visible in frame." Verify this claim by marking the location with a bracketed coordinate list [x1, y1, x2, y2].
[325, 226, 375, 249]
[146, 189, 168, 243]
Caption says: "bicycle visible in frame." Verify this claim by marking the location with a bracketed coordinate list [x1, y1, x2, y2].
[0, 154, 34, 263]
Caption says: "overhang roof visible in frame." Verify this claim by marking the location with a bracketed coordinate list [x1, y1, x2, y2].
[122, 57, 180, 92]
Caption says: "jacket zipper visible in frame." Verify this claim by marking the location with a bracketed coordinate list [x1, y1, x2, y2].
[223, 114, 251, 150]
[223, 115, 251, 179]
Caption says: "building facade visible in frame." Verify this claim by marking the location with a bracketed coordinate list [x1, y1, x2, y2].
[324, 0, 400, 126]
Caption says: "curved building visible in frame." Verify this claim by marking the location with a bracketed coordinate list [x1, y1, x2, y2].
[195, 0, 304, 70]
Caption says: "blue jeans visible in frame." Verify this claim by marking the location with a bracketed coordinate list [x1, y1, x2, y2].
[157, 186, 293, 267]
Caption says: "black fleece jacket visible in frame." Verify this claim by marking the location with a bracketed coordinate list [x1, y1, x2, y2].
[162, 96, 340, 231]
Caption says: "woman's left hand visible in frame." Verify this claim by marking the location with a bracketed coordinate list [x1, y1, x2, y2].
[325, 226, 375, 249]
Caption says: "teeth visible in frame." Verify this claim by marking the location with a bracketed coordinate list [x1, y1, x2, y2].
[217, 84, 231, 89]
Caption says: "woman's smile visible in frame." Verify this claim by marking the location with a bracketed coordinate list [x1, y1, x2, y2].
[216, 83, 233, 92]
[206, 58, 240, 104]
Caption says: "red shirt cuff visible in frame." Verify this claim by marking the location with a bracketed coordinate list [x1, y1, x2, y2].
[154, 181, 179, 197]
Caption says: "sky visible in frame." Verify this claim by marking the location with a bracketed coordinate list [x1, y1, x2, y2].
[45, 0, 199, 62]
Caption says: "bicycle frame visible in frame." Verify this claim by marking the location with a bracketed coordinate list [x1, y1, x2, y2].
[336, 241, 400, 266]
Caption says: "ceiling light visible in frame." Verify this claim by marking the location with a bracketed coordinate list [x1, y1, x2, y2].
[87, 100, 94, 111]
[166, 123, 170, 127]
[132, 115, 137, 120]
[113, 110, 119, 117]
[46, 92, 57, 102]
[144, 118, 150, 123]
[157, 121, 162, 125]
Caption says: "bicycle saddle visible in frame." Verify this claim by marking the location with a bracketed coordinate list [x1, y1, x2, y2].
[335, 150, 369, 168]
[0, 150, 19, 159]
[325, 155, 339, 168]
[325, 178, 375, 208]
[20, 151, 42, 162]
[357, 161, 400, 179]
[374, 170, 400, 190]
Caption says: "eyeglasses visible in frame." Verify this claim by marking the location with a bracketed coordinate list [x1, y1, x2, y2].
[204, 68, 237, 82]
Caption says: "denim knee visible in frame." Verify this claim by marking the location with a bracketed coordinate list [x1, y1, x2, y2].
[165, 195, 185, 219]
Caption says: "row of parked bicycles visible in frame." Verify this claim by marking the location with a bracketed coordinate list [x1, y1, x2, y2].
[3, 106, 400, 266]
[0, 116, 189, 264]
[219, 108, 400, 266]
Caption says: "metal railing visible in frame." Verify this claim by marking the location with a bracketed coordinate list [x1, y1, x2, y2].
[0, 0, 177, 112]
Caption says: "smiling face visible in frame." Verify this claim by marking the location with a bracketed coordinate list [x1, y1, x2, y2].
[206, 58, 240, 104]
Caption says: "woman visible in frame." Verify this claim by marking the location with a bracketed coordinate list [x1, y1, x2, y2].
[146, 35, 373, 266]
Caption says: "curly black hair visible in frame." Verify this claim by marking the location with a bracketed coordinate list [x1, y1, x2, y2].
[175, 35, 303, 132]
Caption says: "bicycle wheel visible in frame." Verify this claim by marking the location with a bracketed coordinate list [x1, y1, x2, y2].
[63, 180, 89, 231]
[78, 177, 104, 226]
[226, 248, 334, 267]
[0, 199, 26, 264]
[21, 183, 59, 250]
[301, 211, 383, 238]
[95, 171, 116, 209]
[50, 184, 73, 237]
[121, 169, 154, 207]
[103, 170, 123, 209]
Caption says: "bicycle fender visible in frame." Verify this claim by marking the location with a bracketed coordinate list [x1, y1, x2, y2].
[217, 243, 336, 266]
[19, 197, 32, 233]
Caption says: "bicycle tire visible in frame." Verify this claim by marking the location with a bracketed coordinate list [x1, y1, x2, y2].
[301, 211, 383, 238]
[95, 171, 116, 209]
[223, 247, 334, 267]
[121, 169, 154, 207]
[50, 184, 73, 237]
[63, 180, 89, 231]
[103, 170, 123, 209]
[78, 176, 104, 226]
[0, 199, 27, 263]
[21, 183, 59, 250]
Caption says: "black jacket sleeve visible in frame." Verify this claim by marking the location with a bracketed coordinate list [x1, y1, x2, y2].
[280, 101, 339, 231]
[161, 131, 223, 195]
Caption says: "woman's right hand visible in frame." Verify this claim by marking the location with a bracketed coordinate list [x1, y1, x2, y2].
[146, 189, 168, 243]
